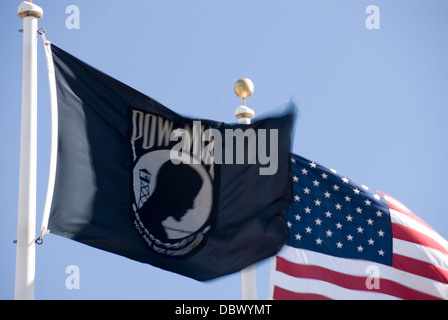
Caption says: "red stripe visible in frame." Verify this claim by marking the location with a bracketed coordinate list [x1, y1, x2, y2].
[393, 253, 448, 285]
[392, 223, 448, 255]
[273, 286, 332, 300]
[378, 191, 433, 230]
[276, 256, 441, 300]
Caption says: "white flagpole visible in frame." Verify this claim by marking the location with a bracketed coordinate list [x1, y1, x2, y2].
[234, 78, 257, 300]
[15, 1, 43, 300]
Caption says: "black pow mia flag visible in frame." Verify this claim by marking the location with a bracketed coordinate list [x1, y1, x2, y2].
[48, 44, 296, 281]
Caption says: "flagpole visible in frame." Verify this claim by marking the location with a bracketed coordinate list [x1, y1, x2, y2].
[234, 78, 257, 300]
[15, 1, 43, 300]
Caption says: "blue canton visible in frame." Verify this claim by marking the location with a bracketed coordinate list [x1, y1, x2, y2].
[286, 154, 393, 266]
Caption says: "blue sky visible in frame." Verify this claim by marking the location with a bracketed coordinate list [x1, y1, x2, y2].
[1, 0, 448, 299]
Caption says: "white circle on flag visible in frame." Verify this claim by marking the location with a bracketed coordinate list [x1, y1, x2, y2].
[132, 149, 213, 240]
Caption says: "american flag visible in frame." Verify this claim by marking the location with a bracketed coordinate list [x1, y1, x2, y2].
[269, 153, 448, 300]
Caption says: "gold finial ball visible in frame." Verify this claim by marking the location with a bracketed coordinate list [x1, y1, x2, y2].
[234, 78, 254, 99]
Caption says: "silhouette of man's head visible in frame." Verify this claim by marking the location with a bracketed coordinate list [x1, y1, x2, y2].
[150, 161, 203, 222]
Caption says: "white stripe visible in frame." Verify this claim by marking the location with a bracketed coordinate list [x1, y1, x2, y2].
[390, 209, 448, 253]
[273, 271, 400, 300]
[383, 194, 411, 216]
[393, 238, 448, 271]
[277, 245, 448, 299]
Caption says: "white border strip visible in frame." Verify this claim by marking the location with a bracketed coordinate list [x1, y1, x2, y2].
[39, 41, 58, 239]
